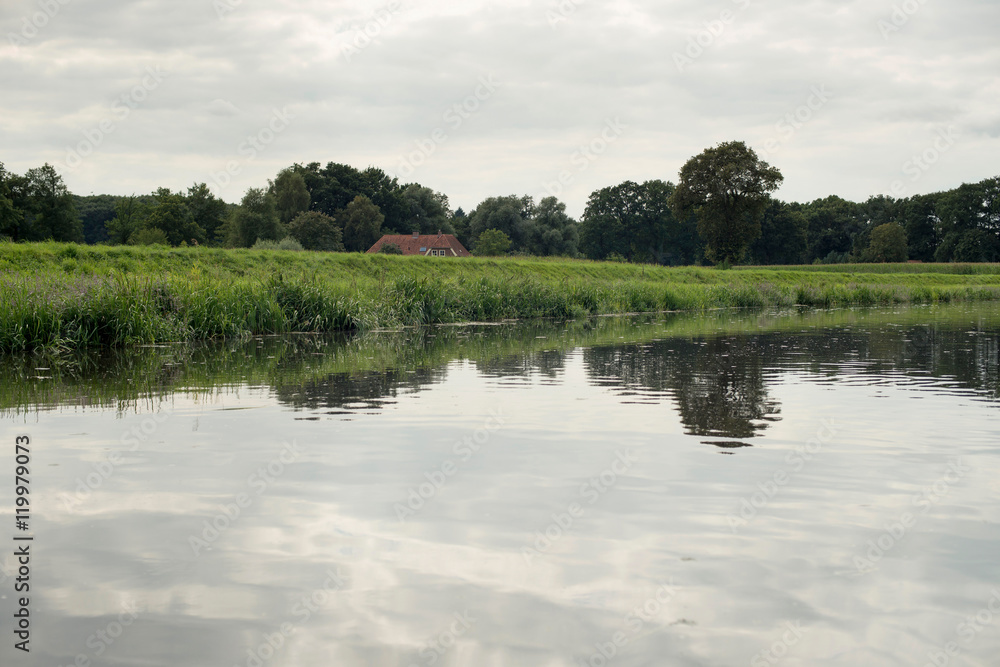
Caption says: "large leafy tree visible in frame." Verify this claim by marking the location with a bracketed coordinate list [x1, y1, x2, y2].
[468, 195, 534, 251]
[748, 200, 808, 265]
[186, 183, 229, 244]
[360, 167, 408, 231]
[983, 176, 1000, 234]
[269, 168, 310, 225]
[14, 164, 82, 242]
[226, 188, 283, 247]
[579, 208, 628, 261]
[937, 181, 988, 236]
[670, 141, 782, 264]
[900, 193, 941, 262]
[340, 194, 384, 252]
[295, 162, 408, 232]
[145, 187, 204, 246]
[299, 162, 362, 215]
[451, 207, 470, 248]
[864, 222, 908, 263]
[581, 180, 695, 263]
[400, 184, 453, 235]
[801, 195, 865, 263]
[525, 196, 579, 257]
[288, 211, 344, 251]
[72, 194, 118, 244]
[581, 183, 642, 261]
[952, 229, 1000, 262]
[105, 195, 146, 245]
[0, 162, 21, 240]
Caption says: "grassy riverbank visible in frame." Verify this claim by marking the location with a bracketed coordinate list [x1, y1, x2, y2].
[3, 242, 1000, 351]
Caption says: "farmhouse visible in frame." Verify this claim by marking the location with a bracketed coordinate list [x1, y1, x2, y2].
[367, 232, 471, 257]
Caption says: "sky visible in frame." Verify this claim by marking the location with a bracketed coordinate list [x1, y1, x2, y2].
[1, 0, 998, 218]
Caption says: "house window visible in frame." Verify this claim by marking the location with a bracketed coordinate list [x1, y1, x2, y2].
[419, 247, 427, 252]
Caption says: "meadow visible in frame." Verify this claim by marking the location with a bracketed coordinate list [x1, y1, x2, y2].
[2, 242, 1000, 351]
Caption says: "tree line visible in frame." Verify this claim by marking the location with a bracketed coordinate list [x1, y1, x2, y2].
[2, 144, 998, 264]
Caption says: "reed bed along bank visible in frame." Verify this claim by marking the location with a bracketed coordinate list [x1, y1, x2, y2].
[2, 242, 1000, 351]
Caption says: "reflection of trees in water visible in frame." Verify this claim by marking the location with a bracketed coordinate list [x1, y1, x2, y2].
[4, 314, 998, 424]
[670, 338, 782, 440]
[252, 323, 1000, 425]
[581, 325, 999, 440]
[584, 338, 781, 440]
[274, 330, 571, 413]
[273, 367, 446, 413]
[476, 349, 567, 381]
[780, 325, 1000, 398]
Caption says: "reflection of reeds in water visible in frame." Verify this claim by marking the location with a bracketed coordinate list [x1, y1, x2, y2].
[2, 304, 998, 419]
[2, 242, 1000, 352]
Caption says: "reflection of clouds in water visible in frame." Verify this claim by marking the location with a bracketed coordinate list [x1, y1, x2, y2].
[3, 314, 1000, 665]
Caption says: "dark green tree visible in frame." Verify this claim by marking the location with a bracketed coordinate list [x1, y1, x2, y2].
[105, 195, 146, 245]
[229, 188, 283, 247]
[360, 167, 408, 231]
[269, 168, 310, 225]
[145, 187, 203, 246]
[15, 164, 82, 242]
[983, 176, 1000, 233]
[295, 162, 408, 232]
[900, 193, 941, 262]
[801, 195, 865, 263]
[864, 222, 908, 262]
[748, 200, 808, 265]
[670, 141, 783, 265]
[953, 229, 1000, 262]
[937, 182, 986, 237]
[468, 195, 534, 251]
[341, 194, 384, 252]
[581, 180, 695, 263]
[451, 207, 470, 248]
[0, 162, 21, 240]
[580, 184, 634, 261]
[187, 183, 229, 244]
[525, 196, 579, 257]
[287, 211, 344, 251]
[400, 184, 453, 235]
[71, 194, 118, 244]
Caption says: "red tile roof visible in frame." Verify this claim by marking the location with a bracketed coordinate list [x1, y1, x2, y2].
[366, 233, 471, 257]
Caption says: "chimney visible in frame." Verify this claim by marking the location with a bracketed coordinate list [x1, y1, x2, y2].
[438, 229, 442, 236]
[412, 231, 419, 239]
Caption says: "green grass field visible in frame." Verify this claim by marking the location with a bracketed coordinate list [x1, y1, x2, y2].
[2, 242, 1000, 351]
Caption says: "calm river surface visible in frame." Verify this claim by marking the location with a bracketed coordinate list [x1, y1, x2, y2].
[1, 305, 999, 666]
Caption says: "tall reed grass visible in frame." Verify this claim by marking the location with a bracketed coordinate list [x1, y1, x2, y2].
[2, 242, 1000, 351]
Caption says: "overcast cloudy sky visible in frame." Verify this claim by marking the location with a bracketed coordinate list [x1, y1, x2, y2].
[1, 0, 998, 217]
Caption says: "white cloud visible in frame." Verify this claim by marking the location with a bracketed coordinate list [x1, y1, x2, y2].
[1, 0, 998, 216]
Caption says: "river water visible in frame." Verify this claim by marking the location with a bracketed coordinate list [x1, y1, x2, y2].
[1, 305, 999, 666]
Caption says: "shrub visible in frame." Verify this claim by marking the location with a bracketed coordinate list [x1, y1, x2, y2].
[379, 242, 403, 255]
[278, 238, 304, 251]
[129, 228, 170, 246]
[474, 229, 511, 256]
